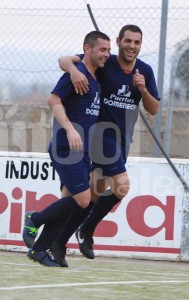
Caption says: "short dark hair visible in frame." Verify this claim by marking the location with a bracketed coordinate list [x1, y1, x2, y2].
[118, 24, 142, 40]
[83, 30, 110, 50]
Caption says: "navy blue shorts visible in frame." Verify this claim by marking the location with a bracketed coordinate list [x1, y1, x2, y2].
[49, 144, 91, 196]
[91, 134, 130, 177]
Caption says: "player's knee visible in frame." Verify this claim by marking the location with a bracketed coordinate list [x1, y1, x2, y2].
[77, 198, 91, 208]
[74, 190, 91, 208]
[81, 200, 91, 208]
[114, 183, 130, 199]
[119, 185, 130, 199]
[112, 173, 130, 199]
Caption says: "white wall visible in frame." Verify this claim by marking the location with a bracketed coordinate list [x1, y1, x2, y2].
[0, 152, 189, 261]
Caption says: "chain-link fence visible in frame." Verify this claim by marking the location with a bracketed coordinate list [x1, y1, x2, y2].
[0, 0, 189, 158]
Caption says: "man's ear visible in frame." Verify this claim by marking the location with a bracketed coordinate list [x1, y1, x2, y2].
[116, 37, 120, 46]
[83, 43, 90, 53]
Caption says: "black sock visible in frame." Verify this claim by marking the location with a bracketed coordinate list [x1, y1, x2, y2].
[33, 220, 68, 252]
[31, 196, 80, 228]
[53, 201, 94, 246]
[80, 190, 121, 235]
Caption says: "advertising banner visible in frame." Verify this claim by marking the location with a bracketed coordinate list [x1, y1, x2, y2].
[0, 152, 188, 261]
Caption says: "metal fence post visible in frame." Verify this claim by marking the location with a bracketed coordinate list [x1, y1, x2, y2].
[153, 0, 169, 157]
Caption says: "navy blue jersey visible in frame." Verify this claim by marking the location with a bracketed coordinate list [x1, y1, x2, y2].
[96, 55, 160, 146]
[77, 54, 160, 147]
[51, 62, 100, 152]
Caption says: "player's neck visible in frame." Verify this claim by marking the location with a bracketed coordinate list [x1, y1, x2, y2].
[82, 59, 96, 79]
[117, 56, 136, 73]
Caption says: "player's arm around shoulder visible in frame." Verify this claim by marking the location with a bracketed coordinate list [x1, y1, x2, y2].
[58, 55, 81, 72]
[58, 55, 89, 95]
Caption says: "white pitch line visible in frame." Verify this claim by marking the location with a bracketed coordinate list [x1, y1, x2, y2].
[0, 262, 37, 267]
[1, 280, 189, 291]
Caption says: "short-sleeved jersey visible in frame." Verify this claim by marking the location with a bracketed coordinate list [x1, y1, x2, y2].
[96, 55, 160, 146]
[51, 62, 100, 152]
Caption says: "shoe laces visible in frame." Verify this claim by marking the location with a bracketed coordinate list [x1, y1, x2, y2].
[46, 249, 54, 261]
[25, 225, 38, 235]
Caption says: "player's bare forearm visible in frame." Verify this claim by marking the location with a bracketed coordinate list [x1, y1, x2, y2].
[141, 88, 159, 115]
[58, 55, 89, 95]
[133, 69, 159, 115]
[48, 94, 83, 151]
[58, 55, 81, 73]
[48, 94, 73, 131]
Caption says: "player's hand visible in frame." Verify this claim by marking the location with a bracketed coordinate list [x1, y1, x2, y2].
[132, 69, 145, 91]
[70, 69, 89, 95]
[66, 127, 83, 151]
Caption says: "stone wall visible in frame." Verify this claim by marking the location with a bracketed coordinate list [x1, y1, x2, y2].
[0, 104, 52, 153]
[0, 104, 188, 158]
[130, 107, 189, 159]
